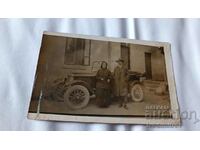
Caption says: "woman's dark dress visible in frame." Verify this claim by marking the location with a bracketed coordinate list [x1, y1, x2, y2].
[95, 68, 112, 107]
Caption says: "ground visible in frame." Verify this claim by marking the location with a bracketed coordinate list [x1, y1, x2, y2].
[29, 87, 171, 117]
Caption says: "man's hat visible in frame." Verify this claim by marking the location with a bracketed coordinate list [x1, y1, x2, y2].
[116, 58, 124, 63]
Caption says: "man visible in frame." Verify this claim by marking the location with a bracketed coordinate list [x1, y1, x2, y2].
[95, 61, 112, 108]
[113, 58, 129, 109]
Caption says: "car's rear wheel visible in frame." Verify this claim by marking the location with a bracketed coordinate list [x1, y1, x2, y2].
[64, 85, 90, 109]
[130, 83, 144, 102]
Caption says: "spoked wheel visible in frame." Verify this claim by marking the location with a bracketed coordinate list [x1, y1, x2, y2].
[130, 83, 144, 102]
[64, 85, 90, 109]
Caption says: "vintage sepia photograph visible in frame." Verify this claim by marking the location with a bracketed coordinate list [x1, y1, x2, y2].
[28, 31, 180, 125]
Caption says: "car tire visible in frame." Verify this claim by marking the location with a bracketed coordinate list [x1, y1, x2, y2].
[64, 85, 90, 109]
[130, 83, 144, 102]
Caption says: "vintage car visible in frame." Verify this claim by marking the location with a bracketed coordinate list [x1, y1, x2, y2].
[47, 61, 146, 109]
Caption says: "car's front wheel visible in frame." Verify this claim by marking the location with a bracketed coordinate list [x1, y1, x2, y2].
[64, 85, 90, 109]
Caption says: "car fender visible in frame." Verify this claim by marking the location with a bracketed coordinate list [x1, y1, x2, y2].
[65, 80, 93, 94]
[129, 80, 143, 87]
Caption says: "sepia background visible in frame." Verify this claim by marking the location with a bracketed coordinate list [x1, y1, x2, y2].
[0, 18, 200, 130]
[29, 35, 170, 117]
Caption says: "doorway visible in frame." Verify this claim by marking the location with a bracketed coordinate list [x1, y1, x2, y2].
[121, 43, 130, 69]
[145, 52, 152, 79]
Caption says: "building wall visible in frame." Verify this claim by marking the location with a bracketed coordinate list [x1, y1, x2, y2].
[45, 36, 121, 76]
[151, 48, 166, 81]
[109, 42, 121, 72]
[90, 40, 121, 72]
[130, 44, 166, 81]
[90, 40, 109, 64]
[130, 44, 151, 73]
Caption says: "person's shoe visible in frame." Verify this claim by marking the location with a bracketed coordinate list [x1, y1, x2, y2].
[119, 103, 123, 108]
[124, 105, 128, 110]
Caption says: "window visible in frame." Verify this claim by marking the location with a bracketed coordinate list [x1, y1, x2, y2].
[64, 38, 90, 65]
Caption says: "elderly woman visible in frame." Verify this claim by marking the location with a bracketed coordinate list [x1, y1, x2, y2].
[95, 61, 112, 108]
